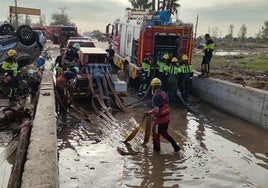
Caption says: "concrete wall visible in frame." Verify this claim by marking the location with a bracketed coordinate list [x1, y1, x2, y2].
[191, 76, 268, 129]
[21, 69, 59, 188]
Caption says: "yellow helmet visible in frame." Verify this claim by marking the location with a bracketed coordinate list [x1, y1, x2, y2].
[7, 49, 17, 57]
[171, 57, 178, 63]
[150, 77, 162, 86]
[163, 53, 169, 60]
[181, 55, 188, 61]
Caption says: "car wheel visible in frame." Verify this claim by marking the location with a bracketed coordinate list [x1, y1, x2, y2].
[16, 25, 36, 46]
[0, 24, 15, 35]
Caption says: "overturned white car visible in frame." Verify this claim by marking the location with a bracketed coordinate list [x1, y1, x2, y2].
[0, 23, 44, 67]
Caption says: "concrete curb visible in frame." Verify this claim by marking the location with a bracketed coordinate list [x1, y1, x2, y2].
[191, 76, 268, 129]
[21, 69, 59, 188]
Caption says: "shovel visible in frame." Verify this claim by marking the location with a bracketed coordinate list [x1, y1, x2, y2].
[123, 115, 147, 143]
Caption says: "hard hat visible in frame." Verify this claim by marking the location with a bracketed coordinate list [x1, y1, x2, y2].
[171, 57, 178, 63]
[72, 43, 81, 50]
[150, 77, 162, 86]
[181, 55, 188, 61]
[163, 53, 169, 60]
[7, 49, 17, 57]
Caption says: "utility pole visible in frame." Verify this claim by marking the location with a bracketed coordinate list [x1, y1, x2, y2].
[14, 0, 19, 29]
[194, 14, 199, 41]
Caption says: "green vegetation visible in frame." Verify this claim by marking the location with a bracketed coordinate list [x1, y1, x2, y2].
[191, 50, 268, 90]
[191, 52, 268, 72]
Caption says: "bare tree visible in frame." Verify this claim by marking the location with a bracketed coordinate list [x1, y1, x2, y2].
[25, 15, 32, 25]
[50, 6, 72, 25]
[38, 14, 46, 26]
[238, 24, 247, 42]
[261, 20, 268, 42]
[229, 24, 234, 38]
[212, 26, 219, 38]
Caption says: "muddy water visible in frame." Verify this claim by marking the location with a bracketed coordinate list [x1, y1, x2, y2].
[57, 95, 268, 188]
[56, 41, 267, 187]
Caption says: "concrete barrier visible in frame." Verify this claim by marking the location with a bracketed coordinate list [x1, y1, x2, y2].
[191, 76, 268, 129]
[21, 69, 59, 188]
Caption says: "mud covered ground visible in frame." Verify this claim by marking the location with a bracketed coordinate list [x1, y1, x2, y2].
[192, 42, 268, 91]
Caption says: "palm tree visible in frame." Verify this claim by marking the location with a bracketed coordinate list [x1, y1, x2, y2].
[156, 0, 180, 15]
[128, 0, 180, 15]
[128, 0, 152, 10]
[152, 0, 156, 11]
[167, 0, 180, 15]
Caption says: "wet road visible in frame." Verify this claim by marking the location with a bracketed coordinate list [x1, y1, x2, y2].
[57, 94, 268, 188]
[1, 41, 268, 188]
[56, 41, 268, 188]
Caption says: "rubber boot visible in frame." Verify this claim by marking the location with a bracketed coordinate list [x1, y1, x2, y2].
[153, 145, 160, 152]
[168, 137, 180, 152]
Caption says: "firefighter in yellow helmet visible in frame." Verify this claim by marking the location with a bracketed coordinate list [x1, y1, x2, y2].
[143, 77, 180, 152]
[156, 53, 170, 92]
[167, 57, 181, 104]
[178, 54, 193, 102]
[138, 52, 151, 97]
[2, 49, 19, 101]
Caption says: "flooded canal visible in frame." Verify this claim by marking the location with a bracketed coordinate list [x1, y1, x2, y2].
[1, 40, 267, 188]
[57, 95, 268, 188]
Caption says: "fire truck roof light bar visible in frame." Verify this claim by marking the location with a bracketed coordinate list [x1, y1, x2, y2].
[155, 33, 180, 36]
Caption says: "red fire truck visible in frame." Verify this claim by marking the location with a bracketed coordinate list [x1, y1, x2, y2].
[111, 10, 193, 87]
[46, 25, 79, 47]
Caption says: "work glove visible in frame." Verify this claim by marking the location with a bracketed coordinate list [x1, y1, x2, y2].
[143, 111, 149, 117]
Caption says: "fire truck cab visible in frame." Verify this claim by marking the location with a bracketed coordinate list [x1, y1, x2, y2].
[111, 10, 193, 87]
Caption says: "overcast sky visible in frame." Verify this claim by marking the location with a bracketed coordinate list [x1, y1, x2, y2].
[1, 0, 267, 37]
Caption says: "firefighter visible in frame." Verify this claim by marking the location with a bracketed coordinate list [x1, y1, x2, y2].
[138, 52, 151, 97]
[56, 69, 78, 109]
[200, 34, 215, 78]
[106, 43, 115, 71]
[53, 48, 65, 76]
[2, 49, 19, 101]
[156, 53, 169, 92]
[143, 77, 180, 152]
[167, 57, 181, 104]
[62, 42, 80, 71]
[178, 55, 193, 102]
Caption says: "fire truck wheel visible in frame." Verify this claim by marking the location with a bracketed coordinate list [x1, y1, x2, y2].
[16, 25, 36, 46]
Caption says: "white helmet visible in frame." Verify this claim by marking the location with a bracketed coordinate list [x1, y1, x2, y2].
[72, 43, 81, 50]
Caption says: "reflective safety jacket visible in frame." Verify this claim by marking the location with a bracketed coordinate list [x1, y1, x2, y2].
[152, 91, 170, 124]
[2, 58, 18, 76]
[157, 61, 167, 73]
[169, 64, 181, 75]
[180, 63, 193, 74]
[141, 59, 151, 77]
[204, 38, 215, 57]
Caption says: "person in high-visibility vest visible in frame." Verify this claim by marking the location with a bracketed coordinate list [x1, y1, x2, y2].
[156, 53, 170, 92]
[167, 57, 181, 104]
[62, 42, 80, 71]
[179, 55, 193, 102]
[200, 33, 215, 78]
[2, 49, 19, 101]
[138, 53, 151, 97]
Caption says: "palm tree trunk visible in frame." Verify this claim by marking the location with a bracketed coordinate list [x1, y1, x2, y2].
[152, 0, 155, 11]
[162, 0, 166, 11]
